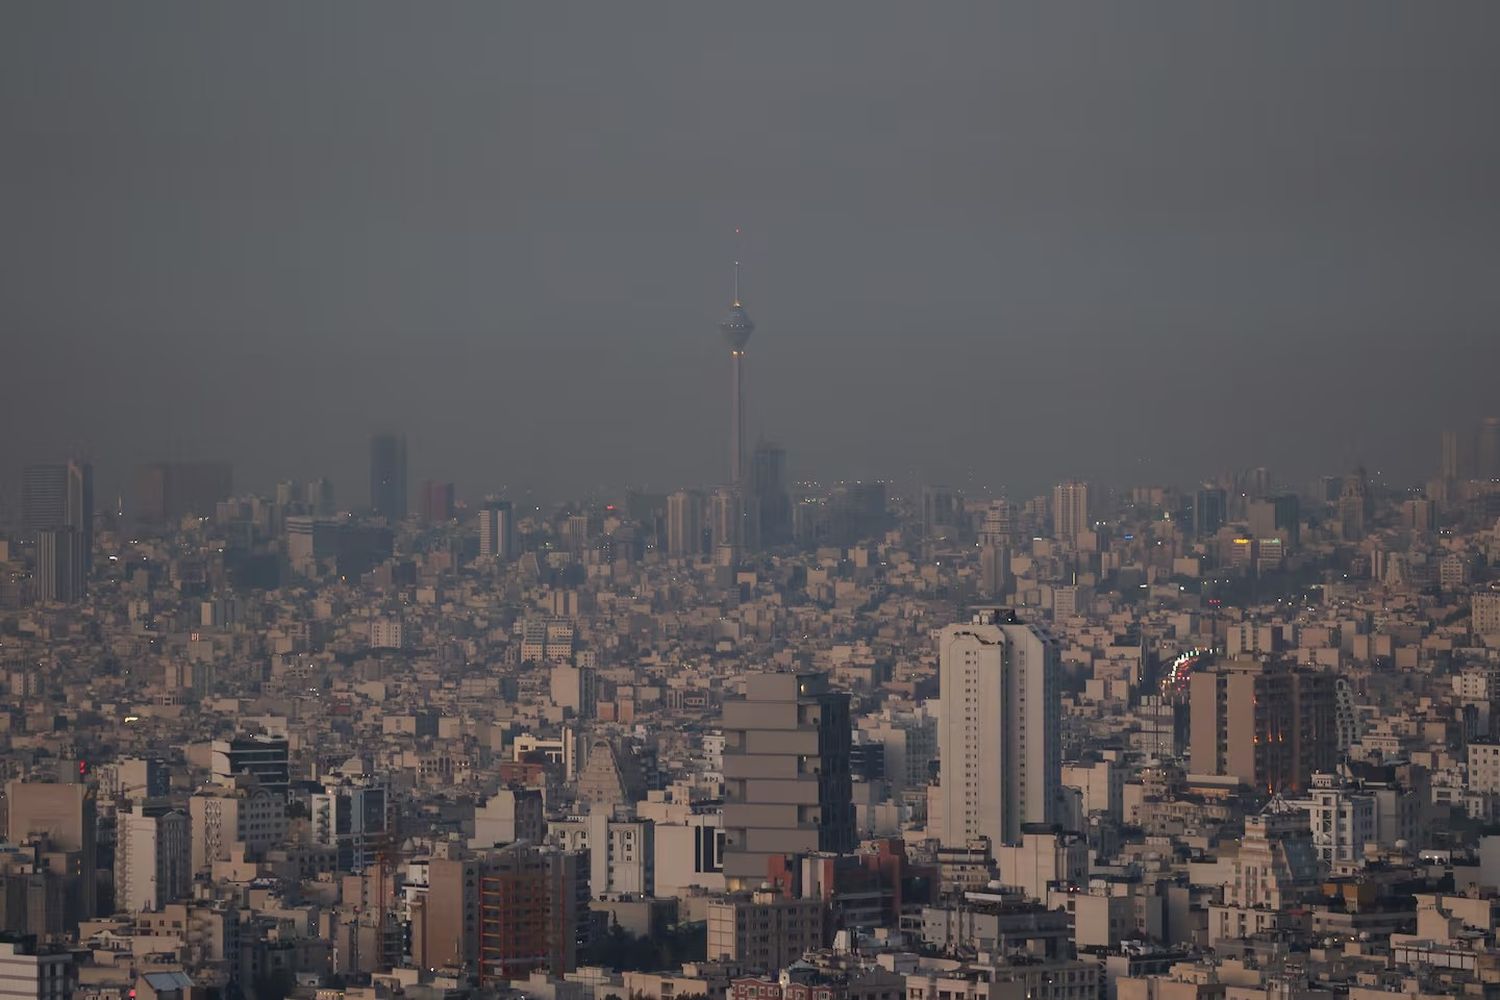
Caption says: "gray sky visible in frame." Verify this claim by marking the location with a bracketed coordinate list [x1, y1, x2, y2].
[4, 3, 1498, 507]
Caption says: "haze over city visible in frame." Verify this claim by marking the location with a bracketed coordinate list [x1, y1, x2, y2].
[5, 3, 1500, 505]
[9, 7, 1500, 1000]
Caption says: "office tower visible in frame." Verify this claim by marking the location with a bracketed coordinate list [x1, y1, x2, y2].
[751, 442, 791, 546]
[1247, 493, 1300, 547]
[978, 544, 1010, 599]
[828, 481, 889, 545]
[978, 499, 1014, 547]
[22, 461, 92, 570]
[717, 261, 755, 485]
[115, 802, 191, 912]
[722, 672, 854, 888]
[922, 486, 963, 543]
[477, 499, 515, 560]
[1194, 486, 1227, 540]
[1481, 416, 1500, 481]
[306, 477, 335, 516]
[665, 490, 704, 558]
[1051, 481, 1089, 540]
[1441, 428, 1467, 481]
[34, 528, 83, 604]
[710, 486, 743, 562]
[134, 461, 233, 522]
[1188, 657, 1337, 795]
[368, 432, 408, 519]
[1337, 468, 1369, 541]
[421, 480, 454, 522]
[211, 734, 290, 796]
[417, 845, 587, 984]
[938, 608, 1061, 848]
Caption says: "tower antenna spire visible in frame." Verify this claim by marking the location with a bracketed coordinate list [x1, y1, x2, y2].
[733, 259, 741, 307]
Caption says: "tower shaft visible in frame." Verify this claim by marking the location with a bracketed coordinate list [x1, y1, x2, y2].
[730, 351, 744, 485]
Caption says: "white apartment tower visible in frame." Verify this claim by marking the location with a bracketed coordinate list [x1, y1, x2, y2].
[1052, 481, 1089, 540]
[939, 608, 1061, 848]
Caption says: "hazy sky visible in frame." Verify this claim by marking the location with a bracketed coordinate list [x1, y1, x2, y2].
[4, 3, 1499, 508]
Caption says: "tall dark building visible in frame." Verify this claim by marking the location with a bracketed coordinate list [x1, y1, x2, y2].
[1194, 486, 1227, 540]
[369, 432, 408, 519]
[421, 480, 455, 522]
[1480, 416, 1500, 481]
[35, 527, 84, 604]
[135, 461, 232, 523]
[750, 442, 791, 547]
[22, 461, 92, 571]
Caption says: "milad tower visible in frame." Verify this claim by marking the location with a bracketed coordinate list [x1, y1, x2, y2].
[718, 259, 754, 486]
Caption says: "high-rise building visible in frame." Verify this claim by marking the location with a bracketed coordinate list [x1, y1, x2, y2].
[665, 490, 704, 558]
[1247, 494, 1300, 547]
[751, 442, 791, 547]
[1480, 416, 1500, 481]
[1441, 428, 1468, 481]
[1052, 481, 1089, 540]
[134, 461, 232, 522]
[421, 480, 455, 522]
[1337, 468, 1369, 542]
[417, 845, 588, 984]
[922, 486, 964, 544]
[717, 261, 755, 485]
[305, 477, 335, 516]
[938, 608, 1061, 848]
[709, 487, 743, 562]
[477, 499, 515, 560]
[115, 803, 191, 913]
[369, 432, 408, 519]
[1188, 656, 1337, 795]
[34, 528, 83, 604]
[1194, 487, 1227, 540]
[722, 672, 854, 888]
[22, 461, 92, 571]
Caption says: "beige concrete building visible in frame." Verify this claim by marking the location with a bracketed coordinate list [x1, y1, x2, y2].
[721, 672, 853, 887]
[706, 888, 824, 973]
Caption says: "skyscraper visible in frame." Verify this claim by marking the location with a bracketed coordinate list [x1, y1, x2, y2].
[421, 480, 455, 522]
[717, 261, 754, 485]
[938, 608, 1061, 848]
[22, 461, 92, 570]
[35, 527, 83, 604]
[665, 489, 704, 558]
[369, 432, 408, 519]
[134, 461, 232, 522]
[1480, 416, 1500, 481]
[751, 441, 791, 546]
[1440, 428, 1467, 481]
[477, 499, 515, 560]
[1052, 481, 1089, 540]
[1195, 486, 1228, 540]
[721, 672, 854, 888]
